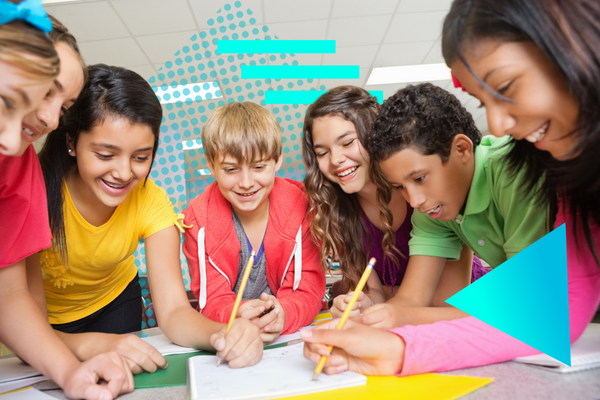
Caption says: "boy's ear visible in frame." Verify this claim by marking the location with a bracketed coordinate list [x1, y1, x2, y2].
[273, 154, 283, 172]
[206, 160, 217, 177]
[452, 134, 474, 164]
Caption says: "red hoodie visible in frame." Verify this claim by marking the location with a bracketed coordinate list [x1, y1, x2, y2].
[183, 177, 326, 334]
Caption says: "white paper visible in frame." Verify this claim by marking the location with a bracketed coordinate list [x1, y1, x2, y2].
[514, 323, 600, 372]
[0, 387, 57, 399]
[187, 343, 366, 400]
[141, 334, 198, 356]
[0, 358, 42, 384]
[0, 377, 49, 395]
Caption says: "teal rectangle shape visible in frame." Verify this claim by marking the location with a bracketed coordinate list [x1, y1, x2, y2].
[241, 65, 359, 79]
[265, 90, 384, 105]
[218, 40, 335, 54]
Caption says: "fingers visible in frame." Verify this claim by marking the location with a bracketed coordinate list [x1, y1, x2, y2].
[213, 319, 263, 369]
[258, 308, 281, 331]
[239, 299, 274, 320]
[77, 352, 133, 399]
[360, 304, 388, 327]
[115, 335, 167, 374]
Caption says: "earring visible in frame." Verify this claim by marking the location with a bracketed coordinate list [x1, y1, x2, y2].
[68, 149, 72, 153]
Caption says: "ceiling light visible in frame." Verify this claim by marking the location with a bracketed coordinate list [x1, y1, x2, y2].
[366, 63, 451, 85]
[154, 81, 223, 105]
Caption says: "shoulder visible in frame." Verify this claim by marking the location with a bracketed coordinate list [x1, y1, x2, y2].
[271, 177, 307, 204]
[478, 135, 514, 172]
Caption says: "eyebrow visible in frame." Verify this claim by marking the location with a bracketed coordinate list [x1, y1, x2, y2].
[482, 65, 511, 83]
[15, 88, 30, 107]
[313, 131, 355, 149]
[404, 168, 425, 180]
[91, 142, 153, 152]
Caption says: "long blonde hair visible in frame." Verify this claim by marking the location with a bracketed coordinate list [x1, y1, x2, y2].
[0, 20, 59, 83]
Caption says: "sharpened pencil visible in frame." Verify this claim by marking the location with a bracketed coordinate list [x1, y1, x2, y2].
[312, 257, 376, 380]
[217, 250, 256, 367]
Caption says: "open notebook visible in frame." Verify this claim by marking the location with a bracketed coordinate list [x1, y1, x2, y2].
[187, 343, 366, 400]
[513, 323, 600, 373]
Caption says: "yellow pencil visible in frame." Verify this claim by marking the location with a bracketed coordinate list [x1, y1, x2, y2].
[312, 257, 376, 380]
[217, 249, 256, 367]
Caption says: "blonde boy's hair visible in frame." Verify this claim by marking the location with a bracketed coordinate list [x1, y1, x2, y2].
[202, 102, 282, 164]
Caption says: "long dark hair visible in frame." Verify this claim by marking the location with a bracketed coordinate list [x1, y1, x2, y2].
[38, 64, 162, 262]
[303, 86, 400, 293]
[442, 0, 600, 265]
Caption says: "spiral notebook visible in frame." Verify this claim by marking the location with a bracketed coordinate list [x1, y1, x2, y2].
[513, 323, 600, 373]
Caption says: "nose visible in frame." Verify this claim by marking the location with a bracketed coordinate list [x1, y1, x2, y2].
[485, 104, 516, 138]
[0, 119, 24, 156]
[112, 157, 133, 182]
[330, 147, 346, 167]
[239, 169, 254, 189]
[36, 100, 61, 132]
[405, 187, 426, 209]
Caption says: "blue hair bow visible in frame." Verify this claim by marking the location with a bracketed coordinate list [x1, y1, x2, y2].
[0, 0, 52, 33]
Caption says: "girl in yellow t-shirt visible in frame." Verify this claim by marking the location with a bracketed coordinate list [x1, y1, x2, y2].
[37, 64, 263, 371]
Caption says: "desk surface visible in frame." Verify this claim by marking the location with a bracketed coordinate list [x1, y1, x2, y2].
[35, 341, 600, 400]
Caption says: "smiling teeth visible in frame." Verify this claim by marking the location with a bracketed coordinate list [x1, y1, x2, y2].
[338, 166, 357, 177]
[23, 127, 34, 137]
[103, 180, 127, 189]
[427, 205, 442, 214]
[239, 191, 257, 197]
[525, 122, 548, 143]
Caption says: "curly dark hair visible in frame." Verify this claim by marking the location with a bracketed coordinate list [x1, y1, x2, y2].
[369, 83, 481, 164]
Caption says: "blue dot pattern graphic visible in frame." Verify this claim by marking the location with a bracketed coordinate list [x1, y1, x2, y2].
[134, 1, 322, 310]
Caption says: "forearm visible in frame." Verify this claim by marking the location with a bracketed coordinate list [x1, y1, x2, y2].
[25, 254, 47, 317]
[0, 263, 79, 388]
[393, 306, 468, 326]
[159, 304, 226, 351]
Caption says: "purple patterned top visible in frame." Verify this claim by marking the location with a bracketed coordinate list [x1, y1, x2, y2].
[363, 206, 488, 289]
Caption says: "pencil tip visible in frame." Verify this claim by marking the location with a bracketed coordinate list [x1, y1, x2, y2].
[312, 372, 319, 381]
[216, 359, 222, 367]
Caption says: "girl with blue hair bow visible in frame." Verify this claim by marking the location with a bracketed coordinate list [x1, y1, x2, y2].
[0, 1, 134, 398]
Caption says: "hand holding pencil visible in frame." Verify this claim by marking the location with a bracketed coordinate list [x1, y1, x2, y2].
[210, 250, 264, 368]
[310, 258, 376, 380]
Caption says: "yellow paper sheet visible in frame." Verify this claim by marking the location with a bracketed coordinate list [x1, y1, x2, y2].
[277, 374, 493, 400]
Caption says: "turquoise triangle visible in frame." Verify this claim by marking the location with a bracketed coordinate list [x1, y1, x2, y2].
[447, 223, 571, 365]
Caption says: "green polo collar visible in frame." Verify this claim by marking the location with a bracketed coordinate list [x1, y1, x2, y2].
[462, 136, 505, 217]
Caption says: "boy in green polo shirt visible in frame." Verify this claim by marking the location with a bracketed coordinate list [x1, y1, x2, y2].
[360, 83, 549, 328]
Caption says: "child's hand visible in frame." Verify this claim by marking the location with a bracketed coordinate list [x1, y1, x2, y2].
[65, 332, 167, 375]
[210, 318, 263, 368]
[330, 291, 373, 318]
[360, 303, 406, 329]
[300, 319, 405, 376]
[61, 352, 134, 400]
[254, 294, 286, 344]
[237, 296, 275, 318]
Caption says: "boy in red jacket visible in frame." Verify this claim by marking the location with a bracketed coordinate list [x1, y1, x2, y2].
[183, 102, 326, 344]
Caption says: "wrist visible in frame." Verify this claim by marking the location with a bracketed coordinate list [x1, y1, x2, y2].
[388, 332, 406, 375]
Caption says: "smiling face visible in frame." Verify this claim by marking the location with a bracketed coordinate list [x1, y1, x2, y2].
[0, 61, 52, 156]
[379, 135, 474, 221]
[451, 40, 579, 160]
[311, 115, 371, 194]
[69, 118, 155, 209]
[208, 153, 282, 217]
[21, 42, 84, 151]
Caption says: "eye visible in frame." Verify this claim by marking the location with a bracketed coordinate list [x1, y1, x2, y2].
[1, 96, 15, 111]
[497, 82, 512, 95]
[315, 151, 327, 158]
[60, 106, 69, 115]
[415, 175, 425, 183]
[135, 156, 150, 162]
[95, 153, 113, 160]
[343, 139, 355, 147]
[253, 164, 266, 171]
[393, 184, 405, 190]
[224, 168, 236, 173]
[477, 101, 485, 109]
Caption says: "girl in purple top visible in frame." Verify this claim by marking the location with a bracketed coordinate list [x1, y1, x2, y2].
[302, 86, 487, 326]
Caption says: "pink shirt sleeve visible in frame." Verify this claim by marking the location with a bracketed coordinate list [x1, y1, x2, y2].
[390, 204, 600, 376]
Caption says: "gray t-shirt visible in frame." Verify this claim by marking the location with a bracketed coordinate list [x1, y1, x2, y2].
[232, 210, 272, 301]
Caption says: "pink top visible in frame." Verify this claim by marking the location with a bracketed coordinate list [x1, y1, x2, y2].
[0, 145, 52, 268]
[390, 199, 600, 375]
